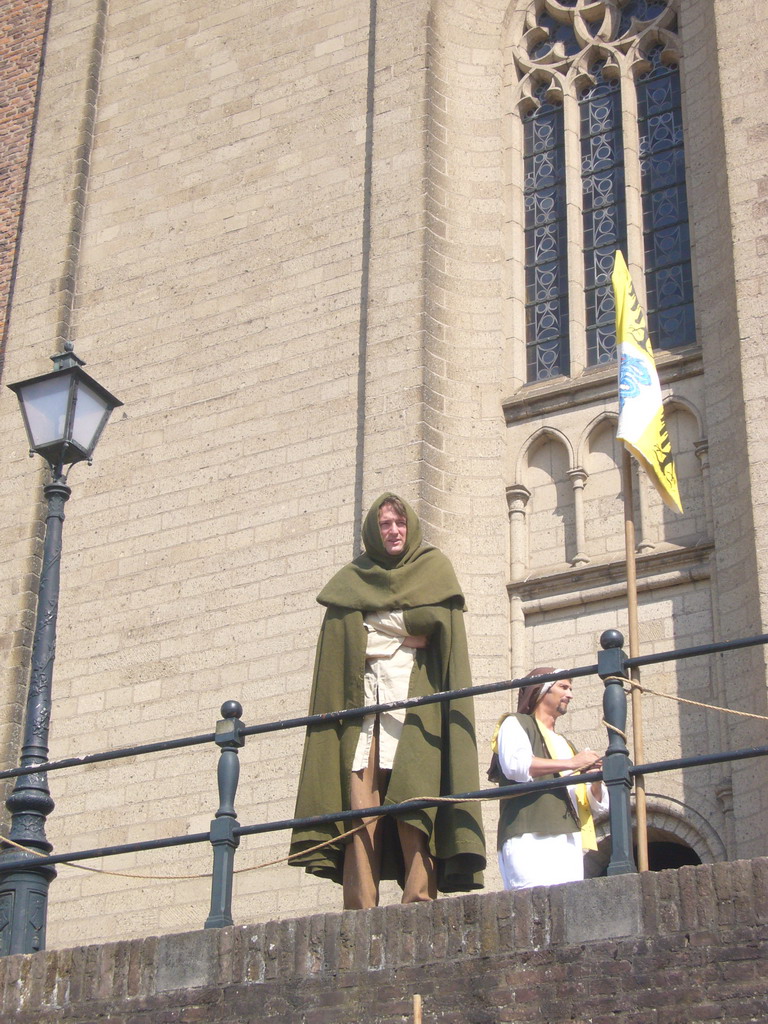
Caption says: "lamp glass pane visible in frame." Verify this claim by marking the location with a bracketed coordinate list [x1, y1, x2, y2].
[71, 381, 110, 452]
[19, 376, 71, 446]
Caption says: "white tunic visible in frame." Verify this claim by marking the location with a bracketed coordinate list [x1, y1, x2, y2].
[496, 715, 608, 890]
[351, 610, 416, 772]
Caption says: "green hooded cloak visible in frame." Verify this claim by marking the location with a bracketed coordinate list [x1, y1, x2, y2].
[288, 493, 486, 893]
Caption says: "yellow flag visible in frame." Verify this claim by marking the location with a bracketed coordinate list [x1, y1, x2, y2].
[612, 251, 683, 514]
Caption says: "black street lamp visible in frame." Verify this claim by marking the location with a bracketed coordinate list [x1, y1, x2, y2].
[0, 342, 122, 956]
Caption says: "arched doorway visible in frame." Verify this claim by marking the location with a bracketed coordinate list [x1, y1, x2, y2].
[588, 827, 702, 877]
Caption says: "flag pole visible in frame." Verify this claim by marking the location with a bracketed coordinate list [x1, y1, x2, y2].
[612, 248, 682, 874]
[622, 448, 649, 872]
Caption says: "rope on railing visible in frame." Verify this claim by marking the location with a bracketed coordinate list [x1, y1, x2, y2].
[621, 676, 768, 720]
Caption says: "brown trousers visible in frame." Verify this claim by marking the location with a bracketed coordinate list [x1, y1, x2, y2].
[342, 724, 437, 910]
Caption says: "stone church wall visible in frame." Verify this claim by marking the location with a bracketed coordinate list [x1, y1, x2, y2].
[1, 0, 768, 953]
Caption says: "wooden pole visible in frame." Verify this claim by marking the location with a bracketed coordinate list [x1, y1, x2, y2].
[413, 994, 423, 1024]
[622, 449, 649, 872]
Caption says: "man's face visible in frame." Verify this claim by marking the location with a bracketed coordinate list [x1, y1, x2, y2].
[378, 504, 407, 556]
[539, 679, 573, 718]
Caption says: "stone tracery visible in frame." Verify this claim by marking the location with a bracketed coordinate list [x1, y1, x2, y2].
[507, 0, 692, 383]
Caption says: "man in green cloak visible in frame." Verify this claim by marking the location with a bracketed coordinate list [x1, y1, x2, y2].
[289, 493, 486, 909]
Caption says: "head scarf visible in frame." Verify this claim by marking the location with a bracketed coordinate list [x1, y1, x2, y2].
[361, 493, 423, 568]
[317, 492, 464, 611]
[516, 666, 558, 715]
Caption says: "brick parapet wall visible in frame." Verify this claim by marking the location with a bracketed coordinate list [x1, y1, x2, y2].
[0, 0, 49, 360]
[2, 859, 767, 1023]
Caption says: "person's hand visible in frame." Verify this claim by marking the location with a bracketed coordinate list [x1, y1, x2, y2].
[402, 634, 429, 649]
[570, 749, 602, 772]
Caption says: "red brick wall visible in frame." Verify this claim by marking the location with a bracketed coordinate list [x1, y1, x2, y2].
[1, 859, 767, 1024]
[0, 0, 50, 366]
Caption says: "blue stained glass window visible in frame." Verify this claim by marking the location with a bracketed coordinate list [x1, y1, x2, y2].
[524, 94, 569, 381]
[531, 13, 581, 60]
[518, 1, 693, 383]
[638, 48, 695, 350]
[580, 65, 626, 366]
[619, 1, 670, 37]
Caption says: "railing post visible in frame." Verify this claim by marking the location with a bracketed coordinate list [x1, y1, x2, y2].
[598, 629, 637, 875]
[204, 700, 245, 929]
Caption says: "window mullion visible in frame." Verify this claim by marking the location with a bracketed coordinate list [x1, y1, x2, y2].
[563, 87, 586, 377]
[619, 65, 648, 308]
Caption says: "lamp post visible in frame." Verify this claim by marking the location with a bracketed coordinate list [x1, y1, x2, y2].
[0, 342, 122, 956]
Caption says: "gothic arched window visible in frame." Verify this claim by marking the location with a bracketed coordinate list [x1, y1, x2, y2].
[514, 0, 694, 383]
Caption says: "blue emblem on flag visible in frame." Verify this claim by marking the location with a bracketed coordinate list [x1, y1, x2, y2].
[619, 354, 652, 403]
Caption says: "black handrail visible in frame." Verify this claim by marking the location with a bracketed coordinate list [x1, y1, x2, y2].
[1, 627, 766, 951]
[7, 740, 768, 874]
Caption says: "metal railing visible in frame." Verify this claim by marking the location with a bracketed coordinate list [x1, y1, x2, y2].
[1, 627, 767, 955]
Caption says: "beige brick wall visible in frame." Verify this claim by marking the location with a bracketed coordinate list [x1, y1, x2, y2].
[1, 0, 767, 949]
[2, 0, 385, 945]
[687, 0, 768, 854]
[0, 0, 513, 946]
